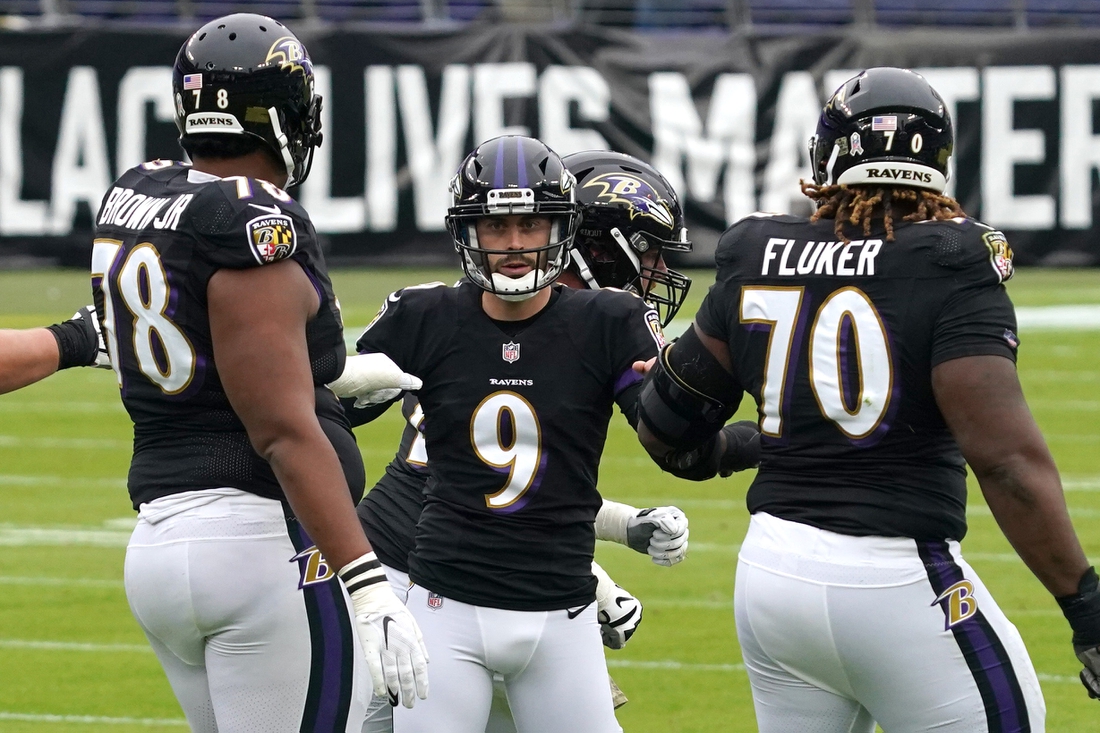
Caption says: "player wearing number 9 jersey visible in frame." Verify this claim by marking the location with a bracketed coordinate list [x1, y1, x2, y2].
[638, 67, 1098, 732]
[90, 14, 426, 733]
[356, 136, 670, 733]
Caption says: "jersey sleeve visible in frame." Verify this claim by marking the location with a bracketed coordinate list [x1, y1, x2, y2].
[610, 295, 666, 399]
[354, 284, 448, 375]
[189, 177, 309, 270]
[931, 282, 1019, 366]
[695, 218, 756, 341]
[930, 226, 1019, 366]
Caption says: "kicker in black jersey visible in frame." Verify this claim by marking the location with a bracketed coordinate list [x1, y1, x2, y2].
[356, 280, 662, 611]
[695, 213, 1017, 542]
[91, 161, 363, 511]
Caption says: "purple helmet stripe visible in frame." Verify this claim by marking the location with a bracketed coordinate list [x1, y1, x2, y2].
[918, 540, 1031, 733]
[515, 136, 528, 189]
[493, 137, 507, 189]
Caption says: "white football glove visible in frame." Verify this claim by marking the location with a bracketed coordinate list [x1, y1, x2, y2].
[327, 353, 422, 408]
[79, 305, 111, 369]
[627, 506, 689, 567]
[338, 553, 429, 708]
[593, 562, 642, 650]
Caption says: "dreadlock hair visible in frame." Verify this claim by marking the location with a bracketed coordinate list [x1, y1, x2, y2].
[800, 181, 965, 243]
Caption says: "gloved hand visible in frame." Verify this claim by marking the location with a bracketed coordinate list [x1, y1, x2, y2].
[626, 506, 689, 566]
[717, 420, 761, 476]
[46, 305, 110, 370]
[338, 553, 429, 707]
[593, 562, 642, 650]
[328, 353, 422, 408]
[1057, 566, 1100, 700]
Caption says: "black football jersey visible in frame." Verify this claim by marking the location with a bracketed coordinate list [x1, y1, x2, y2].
[356, 393, 428, 573]
[91, 161, 363, 511]
[356, 281, 663, 611]
[696, 214, 1018, 542]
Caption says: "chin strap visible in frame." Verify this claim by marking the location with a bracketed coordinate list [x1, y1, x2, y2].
[568, 249, 601, 290]
[490, 271, 541, 302]
[267, 106, 297, 185]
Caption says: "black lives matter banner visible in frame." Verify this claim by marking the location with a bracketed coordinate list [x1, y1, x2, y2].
[2, 24, 1100, 266]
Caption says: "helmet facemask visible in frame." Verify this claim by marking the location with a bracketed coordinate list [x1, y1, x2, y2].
[450, 198, 577, 302]
[446, 136, 582, 301]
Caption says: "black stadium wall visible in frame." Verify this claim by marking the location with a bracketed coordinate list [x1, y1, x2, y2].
[1, 24, 1100, 267]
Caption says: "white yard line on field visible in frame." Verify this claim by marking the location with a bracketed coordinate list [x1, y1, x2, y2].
[0, 527, 131, 547]
[0, 575, 123, 588]
[0, 712, 186, 727]
[0, 639, 150, 653]
[1015, 304, 1100, 330]
[0, 435, 130, 450]
[1064, 476, 1100, 491]
[0, 401, 125, 413]
[0, 474, 126, 489]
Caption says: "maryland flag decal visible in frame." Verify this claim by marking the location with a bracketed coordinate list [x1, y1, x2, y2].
[246, 214, 297, 264]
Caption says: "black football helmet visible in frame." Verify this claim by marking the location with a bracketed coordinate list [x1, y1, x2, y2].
[173, 13, 323, 186]
[447, 136, 581, 301]
[563, 150, 692, 327]
[810, 67, 953, 194]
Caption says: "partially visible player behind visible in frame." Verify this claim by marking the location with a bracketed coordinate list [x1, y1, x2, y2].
[637, 67, 1098, 731]
[93, 14, 426, 732]
[351, 150, 725, 733]
[0, 306, 107, 394]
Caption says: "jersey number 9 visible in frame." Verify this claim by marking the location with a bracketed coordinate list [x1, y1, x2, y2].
[470, 391, 543, 510]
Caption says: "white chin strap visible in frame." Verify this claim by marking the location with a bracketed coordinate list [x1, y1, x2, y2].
[491, 271, 541, 302]
[267, 106, 297, 185]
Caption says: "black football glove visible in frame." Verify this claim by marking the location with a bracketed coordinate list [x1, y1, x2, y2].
[656, 420, 760, 481]
[45, 306, 106, 370]
[1056, 566, 1100, 700]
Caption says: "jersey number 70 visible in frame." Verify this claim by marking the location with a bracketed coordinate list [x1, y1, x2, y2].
[741, 285, 893, 442]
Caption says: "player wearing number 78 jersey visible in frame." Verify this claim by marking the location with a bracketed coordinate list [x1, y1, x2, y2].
[88, 14, 426, 732]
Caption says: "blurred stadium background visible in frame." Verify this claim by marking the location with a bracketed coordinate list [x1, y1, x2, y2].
[1, 1, 1100, 731]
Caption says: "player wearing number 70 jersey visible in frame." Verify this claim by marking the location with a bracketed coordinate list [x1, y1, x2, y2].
[637, 67, 1099, 732]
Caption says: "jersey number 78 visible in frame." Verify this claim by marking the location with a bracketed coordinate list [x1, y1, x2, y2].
[92, 239, 196, 394]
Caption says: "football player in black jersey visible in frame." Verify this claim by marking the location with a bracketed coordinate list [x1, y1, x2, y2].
[352, 150, 747, 733]
[93, 15, 426, 733]
[0, 307, 107, 394]
[637, 66, 1099, 731]
[354, 135, 716, 733]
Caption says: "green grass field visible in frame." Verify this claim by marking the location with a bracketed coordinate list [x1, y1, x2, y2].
[1, 267, 1098, 732]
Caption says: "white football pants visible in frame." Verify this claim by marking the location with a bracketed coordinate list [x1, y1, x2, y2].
[124, 489, 369, 733]
[735, 512, 1045, 733]
[392, 585, 621, 733]
[363, 566, 518, 733]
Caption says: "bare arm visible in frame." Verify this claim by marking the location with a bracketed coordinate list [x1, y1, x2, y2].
[209, 260, 370, 570]
[933, 354, 1089, 597]
[0, 328, 60, 395]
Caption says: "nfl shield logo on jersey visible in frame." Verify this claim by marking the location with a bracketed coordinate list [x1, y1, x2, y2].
[502, 341, 520, 363]
[427, 592, 444, 609]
